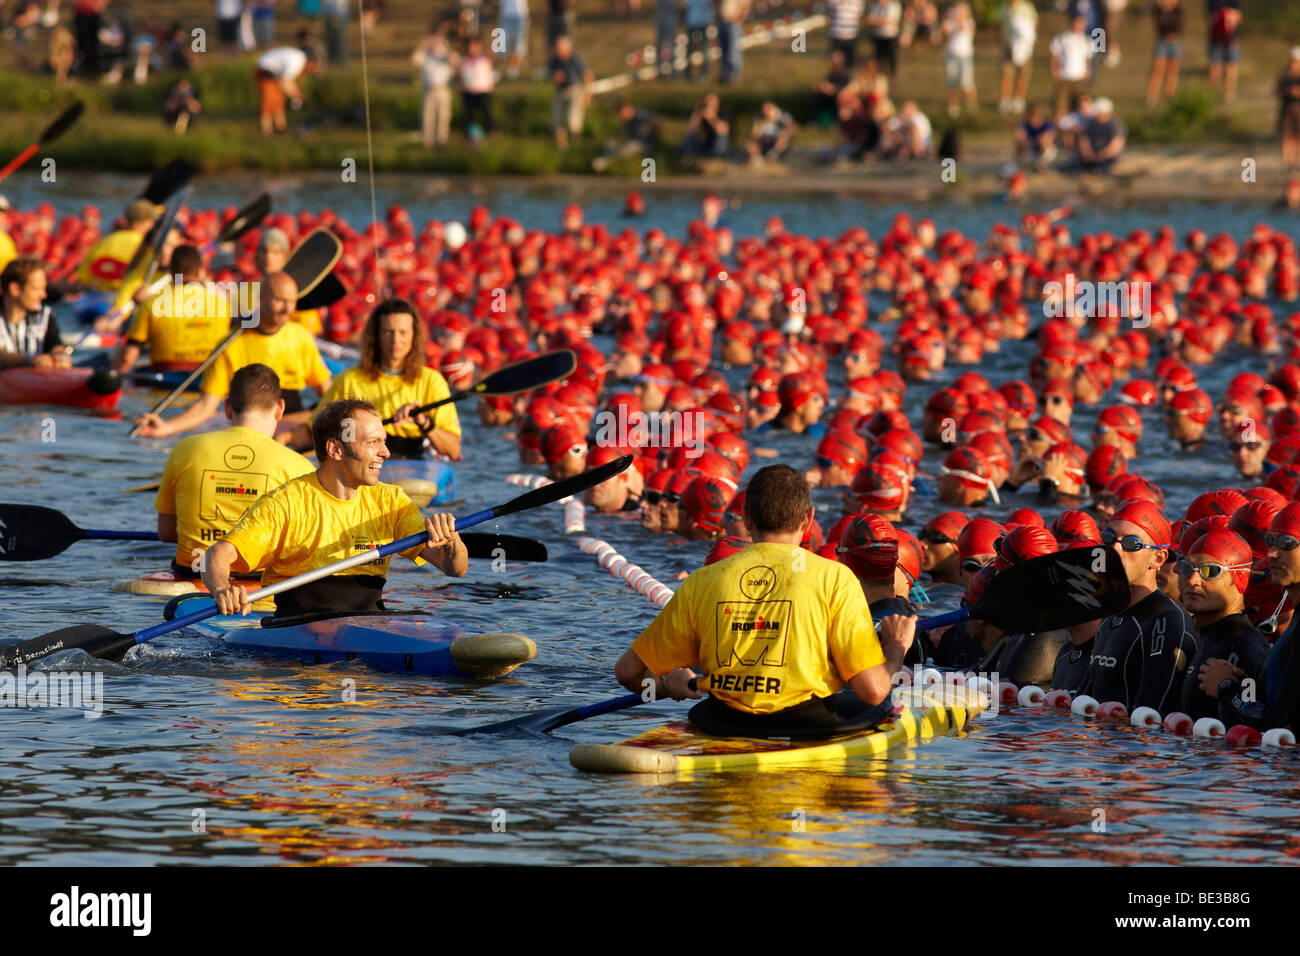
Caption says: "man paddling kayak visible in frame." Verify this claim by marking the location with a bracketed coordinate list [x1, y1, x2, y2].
[156, 363, 314, 580]
[282, 297, 461, 460]
[0, 257, 71, 369]
[131, 271, 332, 437]
[612, 465, 917, 737]
[202, 398, 467, 618]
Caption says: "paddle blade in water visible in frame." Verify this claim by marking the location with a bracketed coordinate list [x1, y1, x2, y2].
[0, 625, 134, 669]
[0, 504, 85, 560]
[973, 545, 1131, 633]
[460, 533, 547, 563]
[85, 367, 123, 396]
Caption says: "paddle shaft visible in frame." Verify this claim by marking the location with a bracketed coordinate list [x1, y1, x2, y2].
[127, 324, 241, 436]
[84, 529, 157, 542]
[379, 351, 577, 425]
[0, 102, 84, 182]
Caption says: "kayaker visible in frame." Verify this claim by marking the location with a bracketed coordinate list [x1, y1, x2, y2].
[282, 297, 461, 460]
[0, 257, 71, 369]
[131, 271, 332, 438]
[109, 243, 232, 374]
[156, 363, 314, 581]
[71, 198, 160, 294]
[1173, 530, 1267, 720]
[1075, 500, 1199, 711]
[612, 465, 918, 737]
[201, 397, 468, 619]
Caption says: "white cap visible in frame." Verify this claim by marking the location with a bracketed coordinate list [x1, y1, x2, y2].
[443, 221, 467, 251]
[1094, 97, 1114, 114]
[1291, 46, 1300, 59]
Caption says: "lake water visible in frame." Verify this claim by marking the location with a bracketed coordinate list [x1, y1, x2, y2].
[1, 174, 1297, 865]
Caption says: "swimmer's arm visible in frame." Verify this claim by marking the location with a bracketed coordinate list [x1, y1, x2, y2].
[614, 648, 701, 701]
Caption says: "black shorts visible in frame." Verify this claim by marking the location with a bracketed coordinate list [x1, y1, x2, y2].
[217, 17, 240, 45]
[872, 36, 899, 76]
[688, 690, 893, 740]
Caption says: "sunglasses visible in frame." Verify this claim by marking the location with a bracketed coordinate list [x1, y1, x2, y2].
[1229, 442, 1262, 453]
[1266, 533, 1300, 551]
[1175, 559, 1249, 581]
[1259, 593, 1289, 636]
[1025, 428, 1047, 444]
[1101, 528, 1167, 552]
[920, 530, 956, 545]
[1045, 395, 1070, 406]
[961, 557, 990, 573]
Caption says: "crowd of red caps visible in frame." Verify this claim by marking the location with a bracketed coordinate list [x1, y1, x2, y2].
[6, 194, 1300, 636]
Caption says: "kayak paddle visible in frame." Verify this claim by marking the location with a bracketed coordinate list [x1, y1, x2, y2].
[294, 271, 347, 311]
[0, 504, 546, 563]
[140, 158, 198, 206]
[0, 101, 84, 183]
[128, 227, 343, 437]
[0, 454, 630, 669]
[456, 545, 1132, 735]
[380, 349, 577, 425]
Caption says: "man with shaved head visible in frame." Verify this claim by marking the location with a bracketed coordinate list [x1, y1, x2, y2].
[133, 271, 332, 438]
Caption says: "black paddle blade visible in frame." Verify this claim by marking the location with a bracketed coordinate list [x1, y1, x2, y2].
[41, 101, 85, 144]
[140, 159, 197, 205]
[285, 228, 343, 297]
[296, 271, 346, 310]
[0, 625, 134, 669]
[477, 349, 576, 398]
[973, 545, 1131, 633]
[460, 533, 547, 563]
[218, 193, 271, 244]
[85, 367, 123, 396]
[492, 455, 632, 521]
[0, 504, 85, 560]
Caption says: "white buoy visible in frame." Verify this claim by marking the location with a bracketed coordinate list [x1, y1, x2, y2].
[1071, 694, 1100, 717]
[965, 675, 994, 697]
[1193, 717, 1226, 738]
[1130, 706, 1162, 728]
[921, 667, 943, 687]
[1018, 685, 1046, 706]
[1263, 728, 1296, 747]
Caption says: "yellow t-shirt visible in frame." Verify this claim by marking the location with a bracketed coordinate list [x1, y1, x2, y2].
[312, 366, 461, 441]
[0, 230, 15, 274]
[127, 281, 233, 367]
[77, 229, 144, 292]
[156, 425, 315, 567]
[291, 308, 323, 336]
[200, 321, 331, 399]
[632, 541, 885, 714]
[222, 472, 427, 586]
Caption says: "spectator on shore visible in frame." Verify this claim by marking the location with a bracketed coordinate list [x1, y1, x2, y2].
[829, 76, 883, 161]
[681, 93, 730, 159]
[1279, 48, 1300, 173]
[164, 21, 192, 70]
[1056, 90, 1093, 154]
[98, 8, 131, 84]
[412, 26, 458, 149]
[1067, 0, 1103, 77]
[546, 0, 574, 48]
[1068, 95, 1123, 173]
[255, 35, 317, 136]
[717, 0, 748, 83]
[594, 101, 662, 170]
[163, 77, 202, 132]
[74, 0, 107, 75]
[361, 0, 383, 36]
[1014, 101, 1056, 171]
[1207, 0, 1241, 102]
[321, 0, 348, 66]
[50, 24, 75, 83]
[683, 0, 714, 81]
[498, 0, 529, 79]
[215, 0, 242, 58]
[746, 101, 795, 165]
[549, 35, 592, 150]
[813, 49, 852, 127]
[6, 1, 43, 71]
[881, 98, 930, 159]
[999, 0, 1037, 114]
[1281, 177, 1300, 211]
[941, 1, 976, 118]
[460, 36, 495, 143]
[827, 0, 864, 68]
[865, 0, 901, 83]
[1050, 15, 1092, 119]
[1146, 0, 1182, 106]
[654, 0, 679, 77]
[899, 0, 937, 48]
[250, 0, 275, 48]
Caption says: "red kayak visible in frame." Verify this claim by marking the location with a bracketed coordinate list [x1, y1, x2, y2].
[0, 366, 122, 412]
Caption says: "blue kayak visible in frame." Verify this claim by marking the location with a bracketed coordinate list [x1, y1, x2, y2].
[174, 598, 535, 679]
[382, 458, 458, 506]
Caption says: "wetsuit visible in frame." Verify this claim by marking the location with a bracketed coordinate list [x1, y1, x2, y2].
[1178, 612, 1267, 721]
[980, 629, 1067, 687]
[934, 619, 985, 670]
[1051, 635, 1094, 692]
[1219, 619, 1300, 731]
[1077, 590, 1199, 711]
[871, 595, 932, 665]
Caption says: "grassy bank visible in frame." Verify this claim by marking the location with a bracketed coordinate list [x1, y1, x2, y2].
[0, 0, 1291, 176]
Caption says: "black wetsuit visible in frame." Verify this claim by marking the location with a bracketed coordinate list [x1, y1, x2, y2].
[1077, 590, 1199, 711]
[1219, 619, 1300, 731]
[871, 595, 932, 665]
[934, 619, 985, 670]
[1178, 612, 1267, 720]
[1052, 636, 1094, 692]
[980, 630, 1067, 687]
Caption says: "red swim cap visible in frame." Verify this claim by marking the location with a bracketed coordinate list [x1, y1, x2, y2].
[1185, 530, 1254, 594]
[1230, 498, 1282, 559]
[681, 475, 731, 534]
[958, 517, 1004, 561]
[1185, 488, 1249, 524]
[837, 514, 898, 580]
[993, 524, 1058, 570]
[705, 536, 749, 566]
[1110, 500, 1172, 548]
[1086, 444, 1128, 492]
[1006, 508, 1047, 529]
[1052, 510, 1102, 547]
[922, 510, 970, 544]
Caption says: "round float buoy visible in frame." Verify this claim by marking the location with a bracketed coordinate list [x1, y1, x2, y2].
[1096, 701, 1129, 721]
[1044, 689, 1072, 709]
[921, 667, 942, 687]
[1262, 728, 1296, 747]
[1163, 712, 1194, 735]
[1225, 725, 1262, 748]
[1130, 706, 1162, 728]
[964, 675, 993, 697]
[1071, 694, 1099, 717]
[1018, 685, 1045, 706]
[1193, 717, 1226, 738]
[996, 681, 1019, 705]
